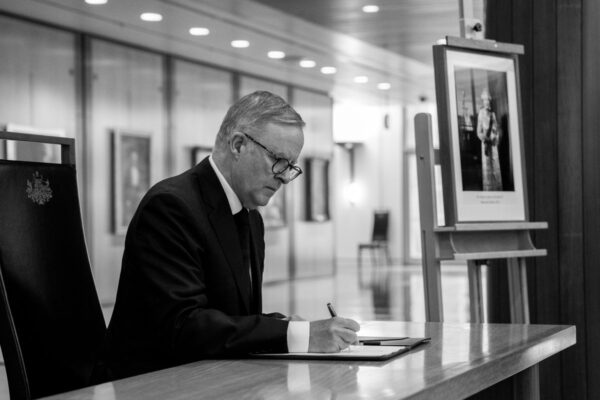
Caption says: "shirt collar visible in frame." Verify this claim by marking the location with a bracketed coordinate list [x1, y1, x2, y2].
[208, 155, 243, 215]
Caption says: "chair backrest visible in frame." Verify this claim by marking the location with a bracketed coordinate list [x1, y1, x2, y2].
[0, 132, 106, 399]
[371, 210, 389, 242]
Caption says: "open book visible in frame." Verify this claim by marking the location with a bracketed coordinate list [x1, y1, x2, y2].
[251, 337, 430, 361]
[252, 345, 408, 361]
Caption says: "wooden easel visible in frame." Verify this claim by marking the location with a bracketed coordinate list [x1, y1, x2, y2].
[414, 113, 547, 324]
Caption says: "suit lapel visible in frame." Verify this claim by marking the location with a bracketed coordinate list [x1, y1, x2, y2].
[193, 159, 252, 314]
[248, 211, 263, 312]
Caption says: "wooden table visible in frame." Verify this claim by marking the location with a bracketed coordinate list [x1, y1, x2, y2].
[43, 322, 575, 400]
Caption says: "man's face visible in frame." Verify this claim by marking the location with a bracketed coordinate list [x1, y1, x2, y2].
[231, 122, 304, 209]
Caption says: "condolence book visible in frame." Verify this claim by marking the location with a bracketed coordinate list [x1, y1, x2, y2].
[252, 337, 430, 361]
[252, 345, 408, 361]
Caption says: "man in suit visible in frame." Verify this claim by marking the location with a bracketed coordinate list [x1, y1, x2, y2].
[106, 91, 360, 379]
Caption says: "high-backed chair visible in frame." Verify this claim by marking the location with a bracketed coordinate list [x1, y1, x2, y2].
[0, 131, 106, 399]
[357, 210, 391, 286]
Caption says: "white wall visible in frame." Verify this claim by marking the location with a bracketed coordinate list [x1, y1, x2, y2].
[332, 96, 404, 263]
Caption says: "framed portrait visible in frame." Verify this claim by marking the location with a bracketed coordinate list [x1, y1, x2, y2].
[191, 145, 212, 167]
[305, 157, 330, 222]
[2, 123, 65, 163]
[433, 41, 526, 224]
[112, 130, 151, 235]
[259, 186, 286, 229]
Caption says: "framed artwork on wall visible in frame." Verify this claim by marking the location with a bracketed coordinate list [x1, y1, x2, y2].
[191, 145, 212, 167]
[433, 42, 527, 224]
[112, 130, 151, 235]
[304, 157, 330, 222]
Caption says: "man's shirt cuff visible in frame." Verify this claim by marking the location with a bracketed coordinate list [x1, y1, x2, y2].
[287, 321, 309, 352]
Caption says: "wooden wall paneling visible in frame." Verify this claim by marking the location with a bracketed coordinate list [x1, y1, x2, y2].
[171, 59, 232, 175]
[511, 0, 537, 329]
[89, 39, 165, 304]
[238, 76, 291, 284]
[582, 0, 600, 398]
[557, 2, 586, 399]
[292, 88, 334, 279]
[531, 1, 563, 399]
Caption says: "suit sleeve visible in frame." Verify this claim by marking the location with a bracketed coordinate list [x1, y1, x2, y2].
[121, 191, 289, 363]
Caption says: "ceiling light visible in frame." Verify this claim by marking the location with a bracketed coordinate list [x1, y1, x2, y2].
[189, 27, 210, 36]
[354, 76, 369, 83]
[377, 82, 391, 90]
[231, 40, 250, 48]
[299, 59, 316, 68]
[85, 0, 107, 4]
[140, 12, 163, 22]
[268, 51, 286, 59]
[362, 5, 380, 13]
[320, 66, 337, 75]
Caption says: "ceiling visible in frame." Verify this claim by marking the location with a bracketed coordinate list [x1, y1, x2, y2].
[0, 0, 468, 102]
[252, 0, 461, 66]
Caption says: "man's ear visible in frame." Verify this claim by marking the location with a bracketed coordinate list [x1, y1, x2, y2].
[229, 132, 245, 159]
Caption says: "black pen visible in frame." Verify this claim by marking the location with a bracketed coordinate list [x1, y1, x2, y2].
[327, 302, 337, 317]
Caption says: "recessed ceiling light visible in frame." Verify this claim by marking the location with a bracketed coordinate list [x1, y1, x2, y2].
[85, 0, 107, 4]
[377, 82, 391, 90]
[231, 40, 250, 48]
[140, 12, 162, 22]
[299, 59, 316, 68]
[362, 5, 379, 13]
[320, 66, 337, 75]
[354, 76, 369, 83]
[268, 51, 286, 59]
[189, 27, 210, 36]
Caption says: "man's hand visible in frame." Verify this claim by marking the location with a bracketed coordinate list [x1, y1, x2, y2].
[308, 317, 360, 353]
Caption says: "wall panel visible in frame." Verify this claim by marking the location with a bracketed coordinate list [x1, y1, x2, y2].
[556, 2, 585, 399]
[292, 88, 334, 279]
[171, 59, 232, 175]
[88, 39, 165, 304]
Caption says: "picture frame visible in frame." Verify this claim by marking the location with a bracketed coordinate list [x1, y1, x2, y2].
[112, 130, 151, 235]
[305, 157, 330, 222]
[259, 185, 286, 229]
[433, 40, 527, 224]
[191, 145, 212, 167]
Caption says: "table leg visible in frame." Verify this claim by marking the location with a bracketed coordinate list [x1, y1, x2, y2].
[513, 365, 540, 400]
[467, 260, 484, 323]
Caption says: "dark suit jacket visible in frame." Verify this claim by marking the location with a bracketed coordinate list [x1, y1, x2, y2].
[105, 158, 289, 379]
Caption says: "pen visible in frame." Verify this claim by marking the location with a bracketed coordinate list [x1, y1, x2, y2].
[327, 302, 337, 317]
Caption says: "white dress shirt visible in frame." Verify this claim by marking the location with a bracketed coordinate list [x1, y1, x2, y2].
[208, 156, 309, 352]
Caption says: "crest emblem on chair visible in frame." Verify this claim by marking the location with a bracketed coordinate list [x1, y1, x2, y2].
[26, 171, 53, 205]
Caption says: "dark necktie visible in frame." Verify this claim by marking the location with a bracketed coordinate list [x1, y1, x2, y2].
[233, 209, 254, 307]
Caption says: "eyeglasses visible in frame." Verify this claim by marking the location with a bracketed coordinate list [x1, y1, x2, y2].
[241, 132, 303, 182]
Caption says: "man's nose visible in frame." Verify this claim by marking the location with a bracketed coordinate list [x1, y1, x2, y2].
[275, 172, 292, 185]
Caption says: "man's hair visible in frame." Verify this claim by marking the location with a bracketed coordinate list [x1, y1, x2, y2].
[217, 91, 305, 141]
